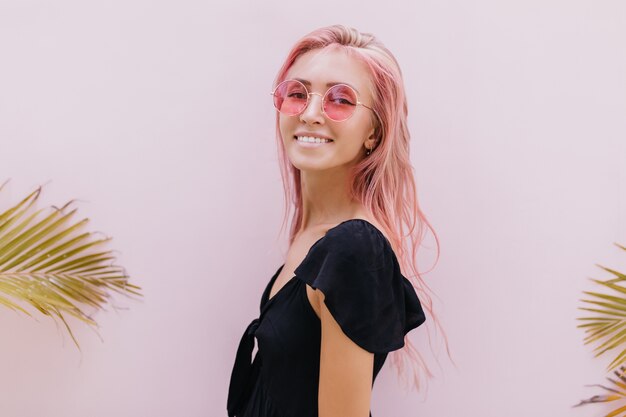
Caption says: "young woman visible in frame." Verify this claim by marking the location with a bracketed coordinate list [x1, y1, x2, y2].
[227, 24, 440, 417]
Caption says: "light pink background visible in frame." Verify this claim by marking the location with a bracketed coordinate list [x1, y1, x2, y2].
[1, 1, 625, 416]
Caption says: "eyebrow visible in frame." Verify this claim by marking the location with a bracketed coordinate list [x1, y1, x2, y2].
[294, 78, 360, 94]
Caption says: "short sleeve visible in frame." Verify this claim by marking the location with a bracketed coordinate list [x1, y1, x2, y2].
[293, 220, 426, 354]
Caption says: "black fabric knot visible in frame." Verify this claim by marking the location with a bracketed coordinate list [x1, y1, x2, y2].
[247, 319, 260, 336]
[227, 318, 262, 417]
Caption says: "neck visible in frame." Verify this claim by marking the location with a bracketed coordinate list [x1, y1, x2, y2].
[298, 166, 364, 232]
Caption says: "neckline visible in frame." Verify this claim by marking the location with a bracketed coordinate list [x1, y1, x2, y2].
[262, 218, 388, 307]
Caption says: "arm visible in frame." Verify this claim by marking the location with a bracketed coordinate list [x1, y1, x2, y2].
[317, 290, 374, 417]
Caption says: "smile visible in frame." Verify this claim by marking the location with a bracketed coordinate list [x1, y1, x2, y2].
[294, 135, 334, 146]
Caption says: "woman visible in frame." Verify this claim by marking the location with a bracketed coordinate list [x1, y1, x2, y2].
[227, 24, 440, 417]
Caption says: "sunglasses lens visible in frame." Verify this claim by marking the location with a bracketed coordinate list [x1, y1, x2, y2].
[273, 80, 307, 116]
[323, 85, 358, 121]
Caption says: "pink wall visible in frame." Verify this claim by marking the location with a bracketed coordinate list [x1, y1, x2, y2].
[1, 1, 625, 416]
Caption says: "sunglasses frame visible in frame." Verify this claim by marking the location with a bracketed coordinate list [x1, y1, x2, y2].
[270, 79, 381, 123]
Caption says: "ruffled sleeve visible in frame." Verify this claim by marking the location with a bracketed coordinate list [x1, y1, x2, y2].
[293, 220, 426, 354]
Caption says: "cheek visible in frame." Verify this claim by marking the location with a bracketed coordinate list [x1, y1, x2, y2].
[342, 116, 372, 141]
[278, 116, 290, 141]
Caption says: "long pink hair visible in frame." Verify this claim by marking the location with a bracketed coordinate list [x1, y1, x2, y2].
[272, 24, 447, 391]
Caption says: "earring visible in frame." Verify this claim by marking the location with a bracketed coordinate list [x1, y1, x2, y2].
[366, 147, 372, 156]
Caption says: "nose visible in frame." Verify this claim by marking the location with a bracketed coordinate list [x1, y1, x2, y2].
[299, 92, 325, 124]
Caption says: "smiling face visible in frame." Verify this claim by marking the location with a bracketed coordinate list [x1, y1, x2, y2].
[279, 47, 378, 172]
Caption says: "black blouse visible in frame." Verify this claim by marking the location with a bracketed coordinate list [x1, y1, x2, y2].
[227, 219, 426, 417]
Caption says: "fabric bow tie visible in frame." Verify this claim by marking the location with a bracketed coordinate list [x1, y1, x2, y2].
[227, 318, 262, 417]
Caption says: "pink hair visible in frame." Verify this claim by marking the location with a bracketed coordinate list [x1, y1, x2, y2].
[272, 24, 448, 392]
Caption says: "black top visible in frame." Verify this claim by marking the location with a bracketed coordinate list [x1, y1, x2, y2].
[227, 219, 426, 417]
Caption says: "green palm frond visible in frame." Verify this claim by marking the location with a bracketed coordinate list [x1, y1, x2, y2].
[578, 243, 626, 371]
[573, 365, 626, 417]
[576, 243, 626, 415]
[0, 180, 142, 350]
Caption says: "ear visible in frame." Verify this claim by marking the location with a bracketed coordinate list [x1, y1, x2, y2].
[364, 127, 378, 148]
[366, 124, 377, 140]
[364, 138, 377, 150]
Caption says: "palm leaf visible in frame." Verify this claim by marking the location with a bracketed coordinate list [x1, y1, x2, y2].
[574, 368, 626, 400]
[0, 180, 142, 350]
[578, 243, 626, 372]
[577, 243, 626, 415]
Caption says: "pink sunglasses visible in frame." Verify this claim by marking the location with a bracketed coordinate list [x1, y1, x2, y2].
[270, 79, 380, 123]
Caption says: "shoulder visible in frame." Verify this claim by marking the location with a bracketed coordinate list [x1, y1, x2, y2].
[296, 218, 397, 290]
[295, 218, 426, 353]
[325, 217, 387, 239]
[320, 218, 392, 264]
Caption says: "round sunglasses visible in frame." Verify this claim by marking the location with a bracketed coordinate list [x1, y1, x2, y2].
[270, 79, 380, 123]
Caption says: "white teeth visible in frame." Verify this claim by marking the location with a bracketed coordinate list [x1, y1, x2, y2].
[296, 136, 333, 143]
